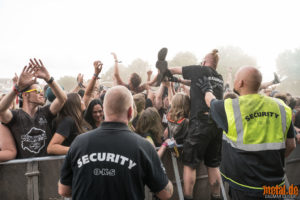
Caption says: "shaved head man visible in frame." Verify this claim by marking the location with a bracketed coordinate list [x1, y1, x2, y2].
[233, 66, 262, 95]
[197, 66, 296, 200]
[103, 86, 133, 122]
[59, 86, 173, 200]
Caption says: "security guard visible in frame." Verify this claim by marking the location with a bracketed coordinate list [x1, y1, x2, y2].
[196, 66, 296, 200]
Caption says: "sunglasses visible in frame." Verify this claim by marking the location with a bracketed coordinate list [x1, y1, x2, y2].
[24, 88, 44, 94]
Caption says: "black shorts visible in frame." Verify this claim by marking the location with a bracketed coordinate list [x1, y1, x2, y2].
[182, 116, 222, 168]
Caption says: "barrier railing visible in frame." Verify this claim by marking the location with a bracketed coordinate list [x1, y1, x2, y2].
[1, 143, 299, 200]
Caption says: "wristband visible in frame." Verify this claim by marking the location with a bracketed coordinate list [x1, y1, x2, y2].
[162, 142, 168, 147]
[13, 84, 20, 95]
[93, 73, 100, 80]
[46, 76, 54, 84]
[78, 82, 85, 88]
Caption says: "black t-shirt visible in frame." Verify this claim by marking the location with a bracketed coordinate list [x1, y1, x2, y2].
[60, 122, 168, 200]
[5, 105, 55, 158]
[167, 118, 189, 145]
[210, 98, 296, 188]
[55, 116, 79, 147]
[182, 65, 223, 121]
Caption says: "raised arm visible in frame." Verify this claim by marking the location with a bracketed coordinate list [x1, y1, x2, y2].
[30, 58, 67, 115]
[72, 73, 85, 93]
[0, 65, 37, 123]
[147, 70, 152, 82]
[112, 52, 126, 86]
[0, 123, 17, 162]
[166, 81, 173, 107]
[83, 61, 103, 107]
[155, 82, 165, 110]
[148, 73, 159, 86]
[178, 78, 191, 86]
[169, 67, 182, 75]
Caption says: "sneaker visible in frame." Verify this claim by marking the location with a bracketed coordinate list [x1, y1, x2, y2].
[158, 47, 168, 61]
[272, 72, 280, 84]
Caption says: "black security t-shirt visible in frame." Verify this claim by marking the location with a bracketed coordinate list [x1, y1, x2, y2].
[182, 65, 223, 121]
[60, 122, 168, 200]
[5, 105, 55, 158]
[55, 116, 79, 147]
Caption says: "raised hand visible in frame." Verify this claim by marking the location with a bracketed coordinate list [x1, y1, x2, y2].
[17, 64, 37, 91]
[93, 61, 103, 76]
[77, 73, 85, 88]
[111, 52, 118, 61]
[30, 58, 51, 81]
[12, 73, 18, 85]
[147, 70, 153, 76]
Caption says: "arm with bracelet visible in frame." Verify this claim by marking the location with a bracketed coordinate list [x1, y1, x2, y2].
[29, 58, 67, 115]
[83, 61, 103, 107]
[111, 52, 126, 86]
[0, 64, 37, 123]
[157, 138, 171, 158]
[72, 73, 85, 93]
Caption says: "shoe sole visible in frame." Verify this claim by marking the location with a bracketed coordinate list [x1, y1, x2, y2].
[155, 61, 168, 86]
[158, 48, 168, 61]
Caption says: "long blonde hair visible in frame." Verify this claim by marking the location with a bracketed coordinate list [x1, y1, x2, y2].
[168, 93, 190, 122]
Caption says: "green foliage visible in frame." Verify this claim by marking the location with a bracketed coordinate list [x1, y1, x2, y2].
[128, 59, 149, 82]
[218, 46, 257, 76]
[168, 51, 198, 67]
[217, 46, 257, 87]
[276, 48, 300, 96]
[101, 59, 149, 84]
[57, 76, 77, 92]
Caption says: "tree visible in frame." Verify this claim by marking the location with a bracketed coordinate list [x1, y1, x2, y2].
[217, 46, 257, 87]
[57, 76, 77, 92]
[168, 52, 198, 68]
[100, 59, 149, 85]
[275, 48, 300, 96]
[127, 58, 149, 82]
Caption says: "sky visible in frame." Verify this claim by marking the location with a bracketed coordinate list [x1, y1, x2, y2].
[0, 0, 300, 82]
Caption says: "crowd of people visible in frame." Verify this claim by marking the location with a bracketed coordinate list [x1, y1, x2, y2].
[0, 49, 299, 200]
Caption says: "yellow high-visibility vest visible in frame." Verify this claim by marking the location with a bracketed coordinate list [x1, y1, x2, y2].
[224, 94, 291, 151]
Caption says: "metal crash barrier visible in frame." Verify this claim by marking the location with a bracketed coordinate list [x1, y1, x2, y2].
[0, 144, 299, 200]
[286, 143, 300, 187]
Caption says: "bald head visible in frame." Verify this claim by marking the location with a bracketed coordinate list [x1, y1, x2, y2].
[234, 66, 262, 94]
[103, 86, 133, 120]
